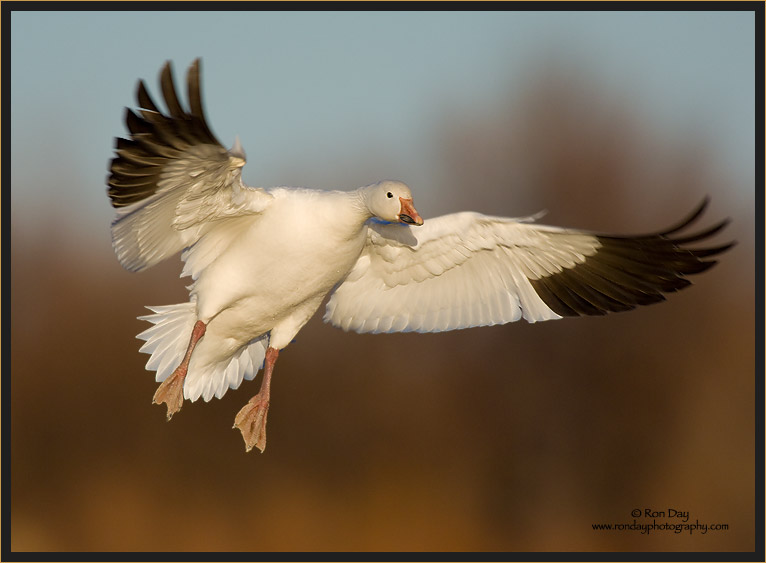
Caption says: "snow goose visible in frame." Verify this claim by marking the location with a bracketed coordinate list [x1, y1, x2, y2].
[107, 59, 733, 452]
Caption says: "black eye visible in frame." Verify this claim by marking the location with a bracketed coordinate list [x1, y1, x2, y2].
[386, 192, 393, 198]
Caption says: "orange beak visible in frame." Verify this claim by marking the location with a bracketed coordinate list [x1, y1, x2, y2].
[398, 197, 424, 226]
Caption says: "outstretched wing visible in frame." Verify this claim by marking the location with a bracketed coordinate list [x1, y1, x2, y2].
[324, 199, 733, 334]
[107, 58, 272, 272]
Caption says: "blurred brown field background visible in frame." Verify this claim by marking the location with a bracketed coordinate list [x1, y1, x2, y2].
[10, 66, 755, 552]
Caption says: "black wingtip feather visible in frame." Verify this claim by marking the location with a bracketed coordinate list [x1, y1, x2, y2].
[136, 80, 159, 112]
[671, 218, 731, 245]
[530, 200, 732, 318]
[125, 108, 152, 135]
[186, 58, 219, 145]
[107, 58, 225, 209]
[160, 61, 185, 118]
[659, 196, 710, 236]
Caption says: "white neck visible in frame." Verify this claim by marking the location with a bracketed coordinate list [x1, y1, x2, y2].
[348, 184, 378, 222]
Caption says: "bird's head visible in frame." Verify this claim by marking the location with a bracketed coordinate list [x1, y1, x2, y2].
[365, 180, 424, 226]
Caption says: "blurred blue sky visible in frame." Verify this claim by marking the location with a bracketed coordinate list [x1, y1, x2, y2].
[10, 9, 755, 243]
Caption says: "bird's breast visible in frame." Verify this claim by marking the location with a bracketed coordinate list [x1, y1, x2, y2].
[191, 198, 368, 323]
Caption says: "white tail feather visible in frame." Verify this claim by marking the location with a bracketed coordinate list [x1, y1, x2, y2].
[137, 301, 266, 402]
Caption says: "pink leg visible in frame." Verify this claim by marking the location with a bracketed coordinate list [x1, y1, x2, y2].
[152, 320, 206, 420]
[233, 346, 279, 453]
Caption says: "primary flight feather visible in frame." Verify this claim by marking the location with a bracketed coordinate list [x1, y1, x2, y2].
[108, 59, 732, 452]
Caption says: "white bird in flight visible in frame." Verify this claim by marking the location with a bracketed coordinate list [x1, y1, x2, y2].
[108, 59, 732, 453]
